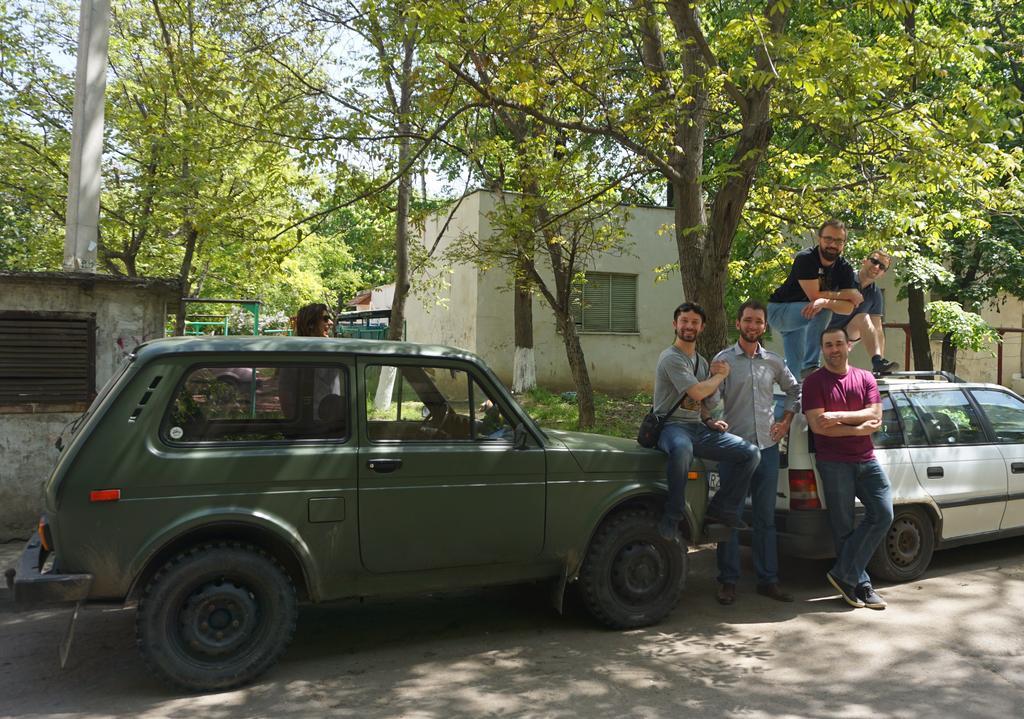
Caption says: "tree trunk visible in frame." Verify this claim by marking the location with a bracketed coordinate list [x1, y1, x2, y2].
[907, 285, 933, 371]
[387, 36, 416, 343]
[940, 334, 958, 375]
[512, 271, 536, 394]
[387, 151, 411, 342]
[554, 312, 596, 428]
[173, 220, 198, 336]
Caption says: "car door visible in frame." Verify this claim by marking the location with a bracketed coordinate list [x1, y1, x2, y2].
[898, 389, 1007, 540]
[870, 391, 918, 505]
[356, 358, 546, 573]
[969, 388, 1024, 530]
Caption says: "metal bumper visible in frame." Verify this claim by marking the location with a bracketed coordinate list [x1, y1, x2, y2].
[4, 532, 93, 604]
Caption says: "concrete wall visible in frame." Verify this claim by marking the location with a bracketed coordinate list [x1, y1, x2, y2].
[476, 203, 682, 394]
[0, 272, 178, 540]
[407, 192, 682, 393]
[406, 191, 484, 353]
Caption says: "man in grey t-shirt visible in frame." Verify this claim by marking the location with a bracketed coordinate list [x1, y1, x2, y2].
[654, 302, 760, 541]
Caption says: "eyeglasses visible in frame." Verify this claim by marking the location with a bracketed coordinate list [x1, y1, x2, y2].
[868, 257, 889, 272]
[321, 314, 333, 322]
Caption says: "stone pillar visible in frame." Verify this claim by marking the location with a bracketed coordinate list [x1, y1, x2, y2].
[63, 0, 111, 273]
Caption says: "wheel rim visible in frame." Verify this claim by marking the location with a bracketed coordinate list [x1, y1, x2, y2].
[177, 579, 260, 660]
[886, 515, 922, 568]
[609, 540, 668, 605]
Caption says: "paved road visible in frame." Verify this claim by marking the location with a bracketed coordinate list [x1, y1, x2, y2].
[2, 536, 1023, 718]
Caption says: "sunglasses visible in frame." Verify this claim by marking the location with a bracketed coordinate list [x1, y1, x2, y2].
[321, 314, 333, 322]
[868, 257, 889, 272]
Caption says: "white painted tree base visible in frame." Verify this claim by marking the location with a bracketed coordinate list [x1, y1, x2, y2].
[512, 346, 536, 394]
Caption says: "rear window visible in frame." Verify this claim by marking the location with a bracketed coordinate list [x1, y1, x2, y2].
[163, 364, 349, 443]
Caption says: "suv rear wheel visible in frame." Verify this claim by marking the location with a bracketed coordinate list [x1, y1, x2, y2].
[579, 509, 687, 629]
[136, 542, 298, 691]
[868, 506, 935, 582]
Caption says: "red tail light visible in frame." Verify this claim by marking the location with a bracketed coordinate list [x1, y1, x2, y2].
[788, 470, 821, 510]
[89, 489, 121, 503]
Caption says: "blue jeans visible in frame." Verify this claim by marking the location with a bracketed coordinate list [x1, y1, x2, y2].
[716, 443, 780, 585]
[817, 459, 894, 588]
[657, 422, 760, 527]
[767, 301, 833, 375]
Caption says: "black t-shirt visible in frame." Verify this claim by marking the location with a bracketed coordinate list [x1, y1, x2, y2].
[769, 247, 857, 303]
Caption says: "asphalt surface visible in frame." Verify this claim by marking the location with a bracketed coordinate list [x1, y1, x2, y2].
[2, 536, 1023, 718]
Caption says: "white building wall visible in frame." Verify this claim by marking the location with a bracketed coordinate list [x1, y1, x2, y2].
[405, 192, 483, 352]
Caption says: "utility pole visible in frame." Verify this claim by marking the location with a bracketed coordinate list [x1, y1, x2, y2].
[63, 0, 111, 273]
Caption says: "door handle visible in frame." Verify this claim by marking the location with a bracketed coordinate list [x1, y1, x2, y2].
[1012, 463, 1024, 474]
[927, 466, 944, 478]
[367, 458, 402, 473]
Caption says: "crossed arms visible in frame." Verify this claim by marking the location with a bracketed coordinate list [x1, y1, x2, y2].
[805, 403, 882, 436]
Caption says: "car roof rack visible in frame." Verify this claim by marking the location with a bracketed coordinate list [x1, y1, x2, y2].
[875, 370, 964, 383]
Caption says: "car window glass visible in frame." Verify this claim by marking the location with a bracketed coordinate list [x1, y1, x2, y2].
[892, 393, 927, 445]
[908, 389, 985, 445]
[365, 364, 512, 442]
[971, 389, 1024, 443]
[872, 393, 904, 449]
[474, 380, 515, 442]
[165, 365, 348, 443]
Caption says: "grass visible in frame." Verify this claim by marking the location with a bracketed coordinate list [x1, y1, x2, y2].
[515, 387, 651, 439]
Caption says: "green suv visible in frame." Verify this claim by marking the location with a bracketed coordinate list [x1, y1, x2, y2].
[8, 337, 719, 691]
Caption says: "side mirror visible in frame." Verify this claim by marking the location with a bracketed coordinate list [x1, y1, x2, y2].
[513, 423, 529, 449]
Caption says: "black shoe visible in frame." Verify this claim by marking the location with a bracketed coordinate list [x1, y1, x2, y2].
[756, 582, 794, 602]
[856, 584, 887, 610]
[800, 366, 818, 380]
[826, 572, 865, 608]
[717, 582, 736, 605]
[705, 513, 749, 530]
[872, 358, 900, 373]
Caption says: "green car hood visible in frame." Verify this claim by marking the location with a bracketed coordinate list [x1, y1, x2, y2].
[545, 429, 665, 474]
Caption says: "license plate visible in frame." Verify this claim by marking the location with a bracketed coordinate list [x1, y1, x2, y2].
[708, 471, 720, 491]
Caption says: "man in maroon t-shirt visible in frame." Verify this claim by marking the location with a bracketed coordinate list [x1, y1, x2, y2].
[802, 327, 894, 609]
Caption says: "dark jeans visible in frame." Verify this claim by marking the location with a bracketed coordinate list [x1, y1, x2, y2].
[817, 458, 894, 588]
[716, 443, 781, 585]
[657, 422, 760, 527]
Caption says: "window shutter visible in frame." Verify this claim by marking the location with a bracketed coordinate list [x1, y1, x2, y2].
[0, 312, 96, 404]
[582, 273, 611, 332]
[609, 275, 638, 333]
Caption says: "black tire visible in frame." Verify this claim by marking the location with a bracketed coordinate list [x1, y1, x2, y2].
[136, 542, 298, 692]
[867, 506, 936, 583]
[579, 509, 687, 629]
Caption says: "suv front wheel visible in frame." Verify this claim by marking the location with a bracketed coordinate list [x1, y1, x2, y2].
[867, 505, 936, 582]
[579, 509, 687, 629]
[136, 542, 298, 691]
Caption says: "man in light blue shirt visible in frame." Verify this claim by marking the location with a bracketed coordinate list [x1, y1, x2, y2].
[710, 300, 801, 605]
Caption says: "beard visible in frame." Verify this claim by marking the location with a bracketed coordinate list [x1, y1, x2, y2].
[819, 246, 840, 262]
[739, 328, 764, 344]
[676, 328, 698, 342]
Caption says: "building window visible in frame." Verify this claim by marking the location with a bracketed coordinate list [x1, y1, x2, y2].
[572, 272, 638, 333]
[0, 311, 96, 406]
